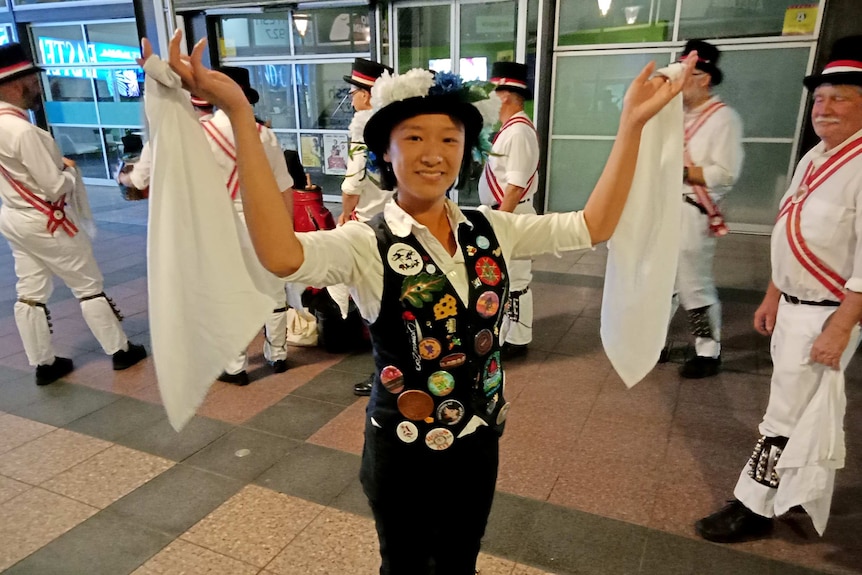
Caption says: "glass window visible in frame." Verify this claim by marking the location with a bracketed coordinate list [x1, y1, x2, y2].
[0, 26, 11, 45]
[298, 132, 346, 196]
[295, 62, 353, 130]
[84, 22, 141, 64]
[32, 25, 86, 65]
[724, 142, 795, 226]
[547, 140, 614, 212]
[678, 1, 820, 40]
[558, 1, 674, 46]
[396, 4, 450, 73]
[379, 5, 390, 68]
[293, 7, 371, 56]
[274, 132, 298, 154]
[52, 126, 106, 179]
[42, 72, 98, 125]
[459, 1, 517, 81]
[553, 52, 669, 136]
[103, 127, 140, 180]
[246, 64, 297, 130]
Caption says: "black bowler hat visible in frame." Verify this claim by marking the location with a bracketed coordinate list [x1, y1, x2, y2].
[804, 35, 862, 90]
[0, 43, 42, 85]
[343, 58, 393, 91]
[681, 40, 723, 86]
[218, 66, 259, 105]
[121, 134, 144, 161]
[490, 61, 532, 99]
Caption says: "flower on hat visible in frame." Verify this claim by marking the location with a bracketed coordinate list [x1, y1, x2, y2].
[371, 68, 435, 111]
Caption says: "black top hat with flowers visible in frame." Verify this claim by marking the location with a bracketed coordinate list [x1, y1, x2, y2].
[804, 35, 862, 90]
[0, 43, 42, 86]
[344, 58, 393, 91]
[681, 40, 723, 86]
[218, 66, 259, 105]
[490, 61, 532, 99]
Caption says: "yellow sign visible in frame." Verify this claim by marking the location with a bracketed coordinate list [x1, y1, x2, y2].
[782, 4, 818, 36]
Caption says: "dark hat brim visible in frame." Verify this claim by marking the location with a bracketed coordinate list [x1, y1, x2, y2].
[803, 71, 862, 90]
[0, 65, 43, 86]
[494, 84, 533, 100]
[693, 62, 722, 86]
[364, 94, 484, 160]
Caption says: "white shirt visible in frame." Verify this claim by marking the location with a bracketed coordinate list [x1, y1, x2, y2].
[288, 198, 592, 322]
[341, 109, 393, 221]
[683, 96, 744, 202]
[0, 102, 77, 209]
[204, 110, 293, 206]
[478, 111, 540, 206]
[771, 127, 862, 299]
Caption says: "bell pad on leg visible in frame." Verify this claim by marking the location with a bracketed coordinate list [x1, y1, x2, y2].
[746, 435, 789, 488]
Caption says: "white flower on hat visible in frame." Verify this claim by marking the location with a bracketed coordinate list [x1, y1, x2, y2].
[371, 68, 436, 111]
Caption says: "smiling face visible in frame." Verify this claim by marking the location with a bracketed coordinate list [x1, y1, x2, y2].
[811, 84, 862, 150]
[384, 113, 466, 209]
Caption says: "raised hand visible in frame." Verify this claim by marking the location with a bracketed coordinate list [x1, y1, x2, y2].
[136, 38, 154, 67]
[621, 53, 696, 128]
[166, 29, 251, 118]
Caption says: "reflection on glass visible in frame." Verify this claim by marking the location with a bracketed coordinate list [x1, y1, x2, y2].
[52, 126, 106, 179]
[558, 1, 674, 45]
[295, 62, 353, 130]
[459, 1, 516, 81]
[293, 7, 371, 56]
[0, 26, 11, 45]
[713, 48, 809, 139]
[297, 132, 346, 196]
[247, 65, 296, 130]
[84, 22, 141, 63]
[32, 25, 86, 65]
[275, 132, 298, 153]
[397, 5, 450, 73]
[548, 139, 614, 212]
[103, 127, 141, 180]
[553, 52, 668, 136]
[679, 0, 820, 40]
[723, 143, 794, 226]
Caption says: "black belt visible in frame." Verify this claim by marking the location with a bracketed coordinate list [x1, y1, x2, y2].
[782, 293, 840, 307]
[491, 198, 530, 210]
[684, 195, 708, 215]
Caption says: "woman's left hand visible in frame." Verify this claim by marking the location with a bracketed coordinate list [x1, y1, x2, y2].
[621, 54, 696, 128]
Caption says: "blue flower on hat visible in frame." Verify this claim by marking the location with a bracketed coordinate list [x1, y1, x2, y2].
[429, 72, 463, 96]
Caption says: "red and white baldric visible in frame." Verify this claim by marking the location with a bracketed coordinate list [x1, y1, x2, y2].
[201, 119, 262, 199]
[684, 100, 728, 237]
[777, 135, 862, 302]
[0, 109, 78, 237]
[483, 115, 538, 206]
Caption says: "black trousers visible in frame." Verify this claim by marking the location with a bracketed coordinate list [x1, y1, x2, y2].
[360, 421, 500, 575]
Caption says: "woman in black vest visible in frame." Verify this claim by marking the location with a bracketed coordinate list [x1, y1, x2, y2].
[160, 33, 693, 575]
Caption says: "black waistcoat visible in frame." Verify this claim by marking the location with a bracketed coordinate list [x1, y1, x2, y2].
[366, 209, 511, 451]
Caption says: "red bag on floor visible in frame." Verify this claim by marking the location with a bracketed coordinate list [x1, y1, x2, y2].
[293, 187, 335, 232]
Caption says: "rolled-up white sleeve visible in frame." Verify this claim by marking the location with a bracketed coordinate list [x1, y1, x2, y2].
[286, 221, 378, 287]
[483, 206, 593, 260]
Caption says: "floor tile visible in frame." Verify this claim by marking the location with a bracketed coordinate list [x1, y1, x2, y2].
[8, 381, 120, 428]
[330, 477, 373, 519]
[265, 507, 379, 575]
[0, 474, 30, 505]
[64, 396, 167, 442]
[181, 484, 324, 568]
[639, 529, 772, 575]
[107, 464, 244, 537]
[0, 428, 111, 485]
[184, 427, 301, 482]
[4, 509, 173, 575]
[307, 398, 368, 456]
[131, 540, 259, 575]
[483, 491, 543, 562]
[115, 414, 232, 462]
[476, 553, 516, 574]
[0, 487, 98, 571]
[245, 395, 349, 440]
[290, 367, 370, 406]
[256, 442, 360, 506]
[0, 412, 56, 455]
[41, 444, 174, 508]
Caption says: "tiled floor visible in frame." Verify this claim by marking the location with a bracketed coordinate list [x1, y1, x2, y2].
[0, 187, 860, 574]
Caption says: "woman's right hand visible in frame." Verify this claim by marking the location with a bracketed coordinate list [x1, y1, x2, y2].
[166, 29, 252, 118]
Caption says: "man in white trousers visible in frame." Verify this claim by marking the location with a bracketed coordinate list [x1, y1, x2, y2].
[663, 40, 743, 379]
[696, 35, 862, 543]
[0, 43, 146, 386]
[203, 67, 295, 386]
[478, 61, 538, 359]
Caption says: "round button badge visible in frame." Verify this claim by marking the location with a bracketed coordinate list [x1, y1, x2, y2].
[380, 365, 405, 394]
[425, 428, 455, 451]
[474, 329, 493, 356]
[418, 338, 442, 361]
[476, 291, 500, 318]
[436, 399, 465, 426]
[427, 370, 455, 397]
[476, 235, 490, 250]
[396, 421, 419, 443]
[475, 256, 502, 286]
[397, 390, 435, 421]
[386, 243, 423, 276]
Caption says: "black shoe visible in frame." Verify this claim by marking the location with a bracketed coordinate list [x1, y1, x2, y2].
[35, 357, 74, 386]
[218, 371, 250, 386]
[112, 343, 147, 370]
[353, 375, 373, 396]
[680, 355, 721, 379]
[269, 359, 288, 374]
[695, 500, 773, 543]
[501, 342, 528, 360]
[657, 346, 671, 364]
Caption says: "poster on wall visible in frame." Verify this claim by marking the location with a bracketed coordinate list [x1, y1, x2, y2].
[323, 134, 349, 176]
[300, 134, 323, 169]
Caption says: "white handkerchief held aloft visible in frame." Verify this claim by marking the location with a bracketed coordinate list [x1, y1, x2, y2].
[600, 62, 685, 388]
[774, 325, 861, 536]
[144, 55, 277, 431]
